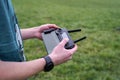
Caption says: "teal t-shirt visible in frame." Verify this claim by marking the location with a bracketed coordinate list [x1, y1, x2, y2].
[0, 0, 25, 62]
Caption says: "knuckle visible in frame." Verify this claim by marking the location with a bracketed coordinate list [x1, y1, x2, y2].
[68, 51, 72, 56]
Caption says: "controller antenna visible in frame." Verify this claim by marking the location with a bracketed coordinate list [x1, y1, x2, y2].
[74, 36, 87, 43]
[68, 29, 81, 33]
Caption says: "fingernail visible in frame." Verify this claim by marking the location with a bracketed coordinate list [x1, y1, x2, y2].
[64, 38, 69, 41]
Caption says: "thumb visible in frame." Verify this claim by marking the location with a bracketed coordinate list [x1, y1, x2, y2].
[59, 38, 69, 47]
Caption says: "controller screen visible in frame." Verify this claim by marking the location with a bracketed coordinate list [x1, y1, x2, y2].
[62, 32, 69, 40]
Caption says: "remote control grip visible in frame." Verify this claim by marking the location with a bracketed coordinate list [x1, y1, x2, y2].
[65, 41, 75, 49]
[56, 28, 75, 49]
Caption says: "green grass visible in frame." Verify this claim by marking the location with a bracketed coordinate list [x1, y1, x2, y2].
[12, 0, 120, 80]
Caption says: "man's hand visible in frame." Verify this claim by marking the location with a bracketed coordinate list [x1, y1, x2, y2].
[21, 24, 58, 40]
[33, 24, 58, 39]
[49, 38, 78, 66]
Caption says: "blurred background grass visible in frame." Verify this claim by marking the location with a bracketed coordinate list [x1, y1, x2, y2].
[12, 0, 120, 80]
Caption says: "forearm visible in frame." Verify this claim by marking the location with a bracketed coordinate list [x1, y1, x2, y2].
[21, 28, 37, 40]
[21, 24, 59, 40]
[0, 58, 45, 80]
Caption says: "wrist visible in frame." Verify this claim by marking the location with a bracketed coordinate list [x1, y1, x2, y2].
[48, 54, 57, 66]
[32, 27, 43, 39]
[26, 27, 41, 39]
[29, 27, 38, 38]
[43, 56, 54, 72]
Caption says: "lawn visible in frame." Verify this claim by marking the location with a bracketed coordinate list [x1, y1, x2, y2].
[12, 0, 120, 80]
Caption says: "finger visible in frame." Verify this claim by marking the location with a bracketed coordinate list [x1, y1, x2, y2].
[59, 38, 69, 47]
[69, 44, 78, 54]
[48, 24, 59, 28]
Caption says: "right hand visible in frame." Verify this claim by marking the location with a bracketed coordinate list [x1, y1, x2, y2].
[49, 38, 78, 66]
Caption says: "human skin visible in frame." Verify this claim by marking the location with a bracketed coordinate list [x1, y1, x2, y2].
[0, 24, 78, 80]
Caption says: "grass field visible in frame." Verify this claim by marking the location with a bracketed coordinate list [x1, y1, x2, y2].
[12, 0, 120, 80]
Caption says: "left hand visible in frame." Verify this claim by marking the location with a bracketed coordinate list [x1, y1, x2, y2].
[21, 24, 59, 40]
[34, 24, 59, 40]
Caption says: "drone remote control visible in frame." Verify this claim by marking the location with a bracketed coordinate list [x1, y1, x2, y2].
[42, 28, 86, 54]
